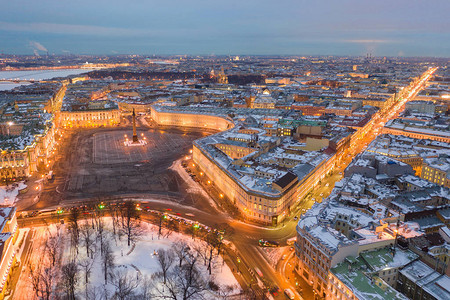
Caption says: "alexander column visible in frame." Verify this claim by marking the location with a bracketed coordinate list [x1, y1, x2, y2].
[132, 108, 139, 143]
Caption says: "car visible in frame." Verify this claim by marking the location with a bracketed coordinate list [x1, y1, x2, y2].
[293, 216, 298, 220]
[284, 288, 295, 300]
[270, 286, 280, 296]
[255, 267, 264, 278]
[325, 183, 329, 187]
[281, 254, 287, 260]
[320, 193, 323, 197]
[259, 239, 279, 247]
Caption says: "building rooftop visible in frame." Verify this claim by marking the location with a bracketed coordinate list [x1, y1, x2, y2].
[331, 253, 409, 300]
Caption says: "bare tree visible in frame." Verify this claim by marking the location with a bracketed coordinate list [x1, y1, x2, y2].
[216, 284, 237, 299]
[44, 226, 61, 267]
[153, 253, 209, 300]
[120, 200, 142, 247]
[158, 213, 166, 239]
[172, 241, 191, 268]
[109, 204, 120, 238]
[61, 260, 78, 300]
[80, 223, 95, 259]
[102, 239, 115, 284]
[29, 262, 53, 300]
[138, 275, 155, 299]
[171, 255, 208, 300]
[87, 286, 105, 300]
[68, 209, 81, 254]
[95, 216, 105, 255]
[79, 257, 95, 299]
[156, 248, 174, 285]
[205, 232, 221, 275]
[111, 269, 139, 300]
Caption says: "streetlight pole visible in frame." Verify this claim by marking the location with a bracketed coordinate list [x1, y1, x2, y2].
[237, 257, 241, 273]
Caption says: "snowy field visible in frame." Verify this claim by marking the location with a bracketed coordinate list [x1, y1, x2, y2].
[24, 214, 240, 300]
[0, 182, 27, 205]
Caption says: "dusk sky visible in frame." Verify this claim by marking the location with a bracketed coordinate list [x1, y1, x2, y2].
[1, 0, 449, 57]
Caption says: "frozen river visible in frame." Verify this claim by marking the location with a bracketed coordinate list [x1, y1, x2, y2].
[0, 68, 92, 80]
[0, 68, 93, 90]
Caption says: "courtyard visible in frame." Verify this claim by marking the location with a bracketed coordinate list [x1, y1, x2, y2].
[25, 123, 214, 212]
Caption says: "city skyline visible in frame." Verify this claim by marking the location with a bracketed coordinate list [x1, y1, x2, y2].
[1, 0, 449, 57]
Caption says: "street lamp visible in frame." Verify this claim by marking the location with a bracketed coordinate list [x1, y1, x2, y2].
[236, 257, 241, 273]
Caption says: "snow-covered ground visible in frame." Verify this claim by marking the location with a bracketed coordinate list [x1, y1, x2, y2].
[0, 182, 27, 205]
[169, 158, 219, 211]
[260, 246, 288, 268]
[58, 217, 240, 299]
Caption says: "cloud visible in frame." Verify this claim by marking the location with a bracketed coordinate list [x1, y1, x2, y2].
[0, 21, 164, 37]
[29, 41, 48, 52]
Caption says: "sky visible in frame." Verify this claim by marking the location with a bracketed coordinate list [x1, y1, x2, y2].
[1, 0, 449, 57]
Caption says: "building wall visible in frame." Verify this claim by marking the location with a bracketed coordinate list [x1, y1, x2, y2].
[0, 151, 30, 181]
[362, 99, 387, 109]
[0, 209, 18, 297]
[193, 144, 298, 224]
[117, 102, 153, 113]
[398, 156, 423, 176]
[60, 109, 120, 128]
[327, 273, 357, 300]
[150, 108, 233, 131]
[382, 127, 450, 143]
[421, 164, 450, 188]
[215, 144, 256, 159]
[295, 228, 358, 297]
[0, 235, 16, 298]
[0, 125, 56, 182]
[406, 101, 435, 115]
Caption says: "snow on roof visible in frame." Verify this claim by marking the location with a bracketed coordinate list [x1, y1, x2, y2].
[308, 225, 352, 252]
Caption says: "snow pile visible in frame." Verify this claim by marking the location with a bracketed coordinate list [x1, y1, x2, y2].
[0, 182, 27, 205]
[260, 246, 288, 268]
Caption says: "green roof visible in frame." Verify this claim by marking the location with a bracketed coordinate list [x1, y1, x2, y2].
[331, 248, 414, 300]
[360, 247, 418, 272]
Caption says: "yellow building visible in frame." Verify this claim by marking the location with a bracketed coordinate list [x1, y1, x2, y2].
[150, 107, 233, 131]
[60, 107, 120, 128]
[0, 208, 19, 300]
[362, 98, 387, 109]
[151, 105, 336, 225]
[421, 157, 450, 188]
[1, 125, 56, 182]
